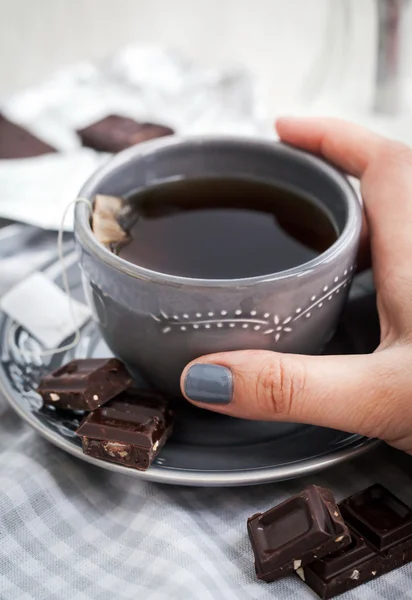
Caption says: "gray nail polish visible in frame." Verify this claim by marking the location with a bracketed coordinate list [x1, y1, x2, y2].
[184, 364, 233, 404]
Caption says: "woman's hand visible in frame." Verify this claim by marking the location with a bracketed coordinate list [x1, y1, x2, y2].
[180, 117, 412, 453]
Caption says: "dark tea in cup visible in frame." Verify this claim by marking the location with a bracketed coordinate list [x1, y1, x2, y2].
[116, 177, 338, 279]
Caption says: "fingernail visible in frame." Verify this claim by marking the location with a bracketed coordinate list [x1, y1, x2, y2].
[184, 364, 233, 404]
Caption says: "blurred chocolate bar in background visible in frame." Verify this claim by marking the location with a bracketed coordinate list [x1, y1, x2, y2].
[0, 114, 56, 159]
[77, 115, 174, 153]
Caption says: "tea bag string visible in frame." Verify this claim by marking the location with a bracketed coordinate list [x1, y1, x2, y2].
[8, 197, 93, 359]
[47, 197, 93, 356]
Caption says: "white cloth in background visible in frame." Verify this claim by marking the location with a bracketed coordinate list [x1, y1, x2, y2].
[0, 46, 270, 231]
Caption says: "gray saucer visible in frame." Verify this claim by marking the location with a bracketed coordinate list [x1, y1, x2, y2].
[0, 253, 380, 486]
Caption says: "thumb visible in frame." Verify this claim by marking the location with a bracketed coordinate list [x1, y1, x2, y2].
[180, 350, 387, 437]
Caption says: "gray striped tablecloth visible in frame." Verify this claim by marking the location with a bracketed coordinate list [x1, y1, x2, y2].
[1, 226, 412, 600]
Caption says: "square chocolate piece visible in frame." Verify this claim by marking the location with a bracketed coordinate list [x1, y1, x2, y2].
[247, 485, 350, 582]
[300, 526, 379, 599]
[0, 114, 56, 158]
[300, 485, 412, 599]
[37, 358, 133, 411]
[76, 389, 174, 471]
[339, 483, 412, 551]
[77, 115, 174, 153]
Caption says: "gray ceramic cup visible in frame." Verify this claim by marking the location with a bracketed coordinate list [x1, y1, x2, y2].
[75, 136, 362, 394]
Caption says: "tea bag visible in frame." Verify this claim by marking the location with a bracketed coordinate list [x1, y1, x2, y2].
[92, 194, 130, 249]
[117, 201, 140, 231]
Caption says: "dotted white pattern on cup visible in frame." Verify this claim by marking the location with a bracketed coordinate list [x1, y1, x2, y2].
[152, 267, 354, 343]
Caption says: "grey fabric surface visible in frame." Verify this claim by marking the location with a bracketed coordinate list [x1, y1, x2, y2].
[0, 226, 412, 600]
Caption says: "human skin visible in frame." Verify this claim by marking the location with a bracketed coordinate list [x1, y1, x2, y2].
[181, 117, 412, 454]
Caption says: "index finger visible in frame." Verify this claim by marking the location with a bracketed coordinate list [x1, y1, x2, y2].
[276, 117, 412, 297]
[276, 117, 385, 177]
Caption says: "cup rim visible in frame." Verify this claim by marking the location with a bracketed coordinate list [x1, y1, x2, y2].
[75, 135, 361, 288]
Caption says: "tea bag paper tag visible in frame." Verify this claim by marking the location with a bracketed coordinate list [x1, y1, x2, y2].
[0, 272, 91, 349]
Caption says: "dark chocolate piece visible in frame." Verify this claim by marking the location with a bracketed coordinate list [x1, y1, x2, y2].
[299, 485, 412, 599]
[0, 114, 56, 158]
[247, 485, 350, 582]
[37, 358, 132, 411]
[77, 115, 174, 153]
[339, 483, 412, 551]
[76, 389, 174, 471]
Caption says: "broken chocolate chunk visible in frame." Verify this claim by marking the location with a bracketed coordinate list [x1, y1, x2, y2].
[0, 114, 56, 159]
[300, 485, 412, 599]
[247, 485, 350, 582]
[339, 483, 412, 551]
[77, 115, 174, 153]
[299, 526, 380, 598]
[37, 358, 132, 411]
[76, 389, 174, 471]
